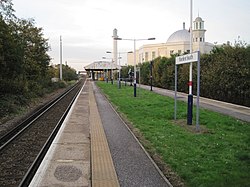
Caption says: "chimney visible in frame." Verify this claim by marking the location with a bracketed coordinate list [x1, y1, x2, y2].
[113, 28, 117, 38]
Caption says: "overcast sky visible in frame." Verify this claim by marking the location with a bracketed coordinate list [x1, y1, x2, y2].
[12, 0, 250, 71]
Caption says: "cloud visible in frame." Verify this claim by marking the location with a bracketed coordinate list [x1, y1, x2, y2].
[12, 0, 250, 71]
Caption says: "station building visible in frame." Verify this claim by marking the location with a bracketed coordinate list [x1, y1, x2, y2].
[127, 16, 214, 65]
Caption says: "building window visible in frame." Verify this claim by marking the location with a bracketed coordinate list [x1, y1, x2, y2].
[200, 37, 202, 42]
[140, 54, 143, 63]
[187, 50, 190, 53]
[145, 52, 148, 62]
[152, 51, 156, 59]
[196, 38, 198, 42]
[178, 50, 181, 54]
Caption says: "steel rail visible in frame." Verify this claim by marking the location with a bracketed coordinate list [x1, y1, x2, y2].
[18, 80, 83, 187]
[0, 81, 81, 151]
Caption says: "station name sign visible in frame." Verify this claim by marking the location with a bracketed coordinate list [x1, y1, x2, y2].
[175, 51, 199, 65]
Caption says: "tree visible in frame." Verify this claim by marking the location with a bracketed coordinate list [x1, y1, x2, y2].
[0, 1, 52, 96]
[138, 43, 250, 106]
[139, 62, 150, 85]
[0, 0, 16, 21]
[17, 18, 50, 81]
[54, 64, 78, 81]
[0, 16, 25, 94]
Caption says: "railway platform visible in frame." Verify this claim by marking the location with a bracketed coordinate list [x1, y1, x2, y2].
[29, 79, 171, 187]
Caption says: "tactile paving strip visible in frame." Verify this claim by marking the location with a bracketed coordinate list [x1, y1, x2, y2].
[89, 84, 120, 187]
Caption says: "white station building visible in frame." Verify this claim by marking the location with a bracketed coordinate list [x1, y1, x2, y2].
[127, 16, 214, 65]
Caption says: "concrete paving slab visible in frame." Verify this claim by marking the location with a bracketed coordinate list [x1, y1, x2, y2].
[57, 132, 90, 144]
[37, 161, 90, 186]
[51, 144, 90, 161]
[63, 122, 90, 133]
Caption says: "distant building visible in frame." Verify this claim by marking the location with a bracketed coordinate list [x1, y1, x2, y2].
[127, 16, 214, 65]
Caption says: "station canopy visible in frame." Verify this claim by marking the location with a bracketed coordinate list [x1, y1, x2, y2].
[84, 61, 120, 71]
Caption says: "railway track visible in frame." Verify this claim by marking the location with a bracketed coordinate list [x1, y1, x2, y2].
[0, 78, 85, 187]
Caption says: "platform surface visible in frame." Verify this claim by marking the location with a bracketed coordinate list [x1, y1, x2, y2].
[30, 80, 92, 186]
[29, 80, 171, 187]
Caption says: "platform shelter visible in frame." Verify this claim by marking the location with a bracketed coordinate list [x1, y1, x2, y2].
[84, 61, 120, 81]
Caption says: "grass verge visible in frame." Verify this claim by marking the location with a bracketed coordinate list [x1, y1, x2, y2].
[96, 81, 250, 187]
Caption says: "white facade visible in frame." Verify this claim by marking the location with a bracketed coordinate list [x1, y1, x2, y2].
[127, 16, 214, 65]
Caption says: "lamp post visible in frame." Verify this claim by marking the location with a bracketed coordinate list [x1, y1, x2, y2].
[114, 37, 155, 97]
[107, 51, 132, 89]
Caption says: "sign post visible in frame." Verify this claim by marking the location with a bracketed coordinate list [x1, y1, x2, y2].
[175, 51, 200, 131]
[196, 54, 201, 130]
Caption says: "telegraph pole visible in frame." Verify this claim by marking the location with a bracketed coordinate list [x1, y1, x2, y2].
[60, 35, 63, 80]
